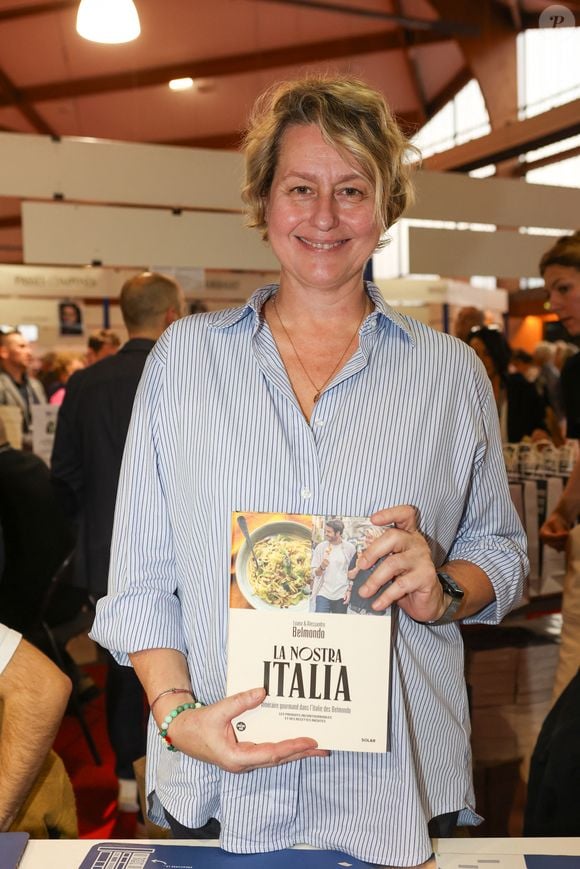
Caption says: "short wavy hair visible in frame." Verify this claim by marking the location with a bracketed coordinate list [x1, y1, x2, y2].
[539, 230, 580, 275]
[242, 74, 418, 245]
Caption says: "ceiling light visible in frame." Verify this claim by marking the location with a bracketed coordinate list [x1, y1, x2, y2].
[76, 0, 141, 44]
[169, 78, 194, 91]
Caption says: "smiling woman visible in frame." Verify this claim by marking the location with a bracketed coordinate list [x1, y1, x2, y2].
[91, 74, 528, 867]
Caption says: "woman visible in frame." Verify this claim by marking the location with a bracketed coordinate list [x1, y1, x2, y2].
[91, 76, 527, 866]
[540, 231, 580, 439]
[466, 325, 547, 442]
[539, 232, 580, 703]
[47, 352, 85, 406]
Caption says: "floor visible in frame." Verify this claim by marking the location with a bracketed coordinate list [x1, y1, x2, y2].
[53, 641, 141, 839]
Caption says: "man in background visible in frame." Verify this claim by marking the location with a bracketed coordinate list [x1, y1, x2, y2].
[0, 330, 46, 450]
[0, 417, 75, 634]
[51, 272, 185, 813]
[86, 329, 121, 366]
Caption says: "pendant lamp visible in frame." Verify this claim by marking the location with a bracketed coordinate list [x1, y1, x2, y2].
[76, 0, 141, 44]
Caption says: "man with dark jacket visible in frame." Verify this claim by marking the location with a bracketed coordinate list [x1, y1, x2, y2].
[51, 271, 184, 812]
[0, 418, 74, 634]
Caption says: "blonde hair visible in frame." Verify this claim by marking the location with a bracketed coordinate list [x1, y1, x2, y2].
[242, 74, 418, 245]
[539, 231, 580, 275]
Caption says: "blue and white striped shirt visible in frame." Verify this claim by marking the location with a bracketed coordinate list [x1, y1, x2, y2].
[91, 283, 527, 866]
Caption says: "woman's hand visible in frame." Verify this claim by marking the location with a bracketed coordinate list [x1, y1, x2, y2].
[356, 505, 446, 623]
[155, 688, 329, 773]
[540, 511, 570, 551]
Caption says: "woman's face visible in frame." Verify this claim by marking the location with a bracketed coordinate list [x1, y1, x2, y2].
[265, 124, 381, 296]
[544, 264, 580, 336]
[469, 336, 497, 380]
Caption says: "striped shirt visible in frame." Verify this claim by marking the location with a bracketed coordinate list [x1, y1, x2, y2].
[91, 283, 527, 866]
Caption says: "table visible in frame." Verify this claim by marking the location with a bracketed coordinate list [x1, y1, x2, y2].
[17, 838, 580, 869]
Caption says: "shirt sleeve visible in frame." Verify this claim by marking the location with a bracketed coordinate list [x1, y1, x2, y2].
[90, 342, 187, 665]
[447, 366, 528, 624]
[0, 623, 22, 675]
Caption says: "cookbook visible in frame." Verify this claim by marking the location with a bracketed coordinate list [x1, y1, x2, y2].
[227, 511, 392, 752]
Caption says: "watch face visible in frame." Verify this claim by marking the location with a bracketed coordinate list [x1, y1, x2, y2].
[437, 572, 464, 600]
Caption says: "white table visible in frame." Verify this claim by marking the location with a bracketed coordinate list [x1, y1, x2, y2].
[19, 837, 580, 869]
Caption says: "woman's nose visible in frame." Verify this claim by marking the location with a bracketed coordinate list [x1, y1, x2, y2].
[311, 193, 339, 231]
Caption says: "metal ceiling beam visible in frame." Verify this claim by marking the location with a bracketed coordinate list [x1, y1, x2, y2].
[0, 27, 452, 107]
[249, 0, 480, 35]
[0, 66, 55, 135]
[422, 99, 580, 172]
[513, 143, 580, 177]
[425, 66, 471, 118]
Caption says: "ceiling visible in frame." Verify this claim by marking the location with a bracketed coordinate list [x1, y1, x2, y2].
[0, 0, 574, 263]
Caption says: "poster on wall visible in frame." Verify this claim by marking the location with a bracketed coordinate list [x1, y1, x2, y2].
[58, 300, 83, 335]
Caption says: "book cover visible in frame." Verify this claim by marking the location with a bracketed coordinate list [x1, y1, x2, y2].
[227, 512, 392, 752]
[78, 843, 376, 868]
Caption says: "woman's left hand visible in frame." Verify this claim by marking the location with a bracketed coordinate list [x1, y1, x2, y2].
[356, 505, 446, 622]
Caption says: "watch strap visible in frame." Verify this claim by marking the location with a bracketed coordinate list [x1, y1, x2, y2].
[427, 571, 464, 626]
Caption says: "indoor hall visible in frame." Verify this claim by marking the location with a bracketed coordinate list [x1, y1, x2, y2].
[0, 1, 579, 867]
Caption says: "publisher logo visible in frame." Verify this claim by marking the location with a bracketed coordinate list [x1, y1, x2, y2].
[235, 722, 246, 732]
[539, 5, 575, 27]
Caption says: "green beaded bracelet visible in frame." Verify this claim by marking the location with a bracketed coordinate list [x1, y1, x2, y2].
[159, 700, 204, 752]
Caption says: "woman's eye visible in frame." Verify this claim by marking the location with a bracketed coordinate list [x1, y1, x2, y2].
[290, 185, 312, 195]
[339, 187, 365, 199]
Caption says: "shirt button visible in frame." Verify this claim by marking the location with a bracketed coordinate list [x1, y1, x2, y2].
[300, 486, 312, 499]
[314, 418, 324, 428]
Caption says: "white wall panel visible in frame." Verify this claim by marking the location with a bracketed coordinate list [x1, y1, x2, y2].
[0, 133, 243, 210]
[408, 227, 555, 278]
[22, 202, 279, 271]
[408, 171, 579, 231]
[2, 133, 578, 232]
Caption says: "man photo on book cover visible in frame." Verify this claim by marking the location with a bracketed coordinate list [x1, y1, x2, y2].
[310, 518, 355, 615]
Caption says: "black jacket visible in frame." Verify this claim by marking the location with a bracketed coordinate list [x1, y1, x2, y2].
[524, 669, 580, 835]
[0, 444, 74, 631]
[50, 339, 155, 598]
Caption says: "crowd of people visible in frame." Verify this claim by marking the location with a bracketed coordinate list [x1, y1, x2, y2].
[0, 74, 577, 860]
[454, 310, 578, 446]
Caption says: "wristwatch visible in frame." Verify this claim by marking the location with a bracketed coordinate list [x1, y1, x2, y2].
[427, 571, 464, 626]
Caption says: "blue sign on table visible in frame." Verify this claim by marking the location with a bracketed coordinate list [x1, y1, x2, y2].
[78, 843, 376, 868]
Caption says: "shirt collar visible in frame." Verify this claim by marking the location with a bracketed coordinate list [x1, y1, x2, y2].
[209, 281, 415, 347]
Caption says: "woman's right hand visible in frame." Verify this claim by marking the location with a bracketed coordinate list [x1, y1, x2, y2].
[155, 688, 329, 773]
[540, 511, 570, 551]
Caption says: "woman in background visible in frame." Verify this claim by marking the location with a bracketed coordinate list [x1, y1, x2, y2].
[467, 325, 547, 442]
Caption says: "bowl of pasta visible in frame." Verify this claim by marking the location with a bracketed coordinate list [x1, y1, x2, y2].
[234, 520, 313, 611]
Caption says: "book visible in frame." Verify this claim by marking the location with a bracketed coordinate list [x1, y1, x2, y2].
[227, 511, 392, 752]
[0, 832, 29, 869]
[78, 843, 376, 868]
